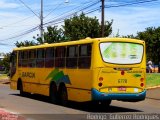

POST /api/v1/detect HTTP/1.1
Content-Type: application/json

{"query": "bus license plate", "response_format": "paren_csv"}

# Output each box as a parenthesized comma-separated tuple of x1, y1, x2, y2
(118, 87, 126, 91)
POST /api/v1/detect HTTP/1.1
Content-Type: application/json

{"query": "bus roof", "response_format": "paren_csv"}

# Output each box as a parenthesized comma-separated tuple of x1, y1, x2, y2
(13, 37, 144, 51)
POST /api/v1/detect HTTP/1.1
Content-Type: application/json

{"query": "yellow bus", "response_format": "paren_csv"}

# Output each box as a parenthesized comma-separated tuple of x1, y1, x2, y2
(10, 37, 146, 106)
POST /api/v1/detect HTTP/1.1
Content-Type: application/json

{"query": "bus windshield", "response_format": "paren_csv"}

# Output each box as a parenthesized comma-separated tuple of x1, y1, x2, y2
(100, 42, 144, 64)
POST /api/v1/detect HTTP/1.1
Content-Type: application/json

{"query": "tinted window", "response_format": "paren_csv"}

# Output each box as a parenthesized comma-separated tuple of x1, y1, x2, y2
(22, 51, 28, 67)
(45, 48, 54, 68)
(18, 51, 28, 67)
(78, 44, 91, 68)
(28, 50, 36, 67)
(18, 51, 22, 67)
(66, 46, 78, 68)
(55, 47, 66, 68)
(36, 49, 44, 67)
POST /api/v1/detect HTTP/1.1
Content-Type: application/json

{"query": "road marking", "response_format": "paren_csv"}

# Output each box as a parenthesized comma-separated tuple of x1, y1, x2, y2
(0, 109, 26, 120)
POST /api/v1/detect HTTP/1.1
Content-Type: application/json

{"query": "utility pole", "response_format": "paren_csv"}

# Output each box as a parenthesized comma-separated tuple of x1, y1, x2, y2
(101, 0, 105, 37)
(40, 0, 44, 43)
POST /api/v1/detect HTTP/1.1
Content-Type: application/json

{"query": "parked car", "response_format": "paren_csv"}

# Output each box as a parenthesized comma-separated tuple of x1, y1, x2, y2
(0, 66, 5, 71)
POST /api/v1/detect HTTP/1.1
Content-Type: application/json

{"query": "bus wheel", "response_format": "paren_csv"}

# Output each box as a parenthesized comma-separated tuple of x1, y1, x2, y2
(50, 83, 57, 104)
(59, 85, 68, 106)
(19, 82, 25, 96)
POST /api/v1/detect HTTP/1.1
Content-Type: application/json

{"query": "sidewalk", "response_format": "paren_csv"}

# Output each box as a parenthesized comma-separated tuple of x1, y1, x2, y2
(146, 87, 160, 100)
(0, 74, 10, 84)
(0, 78, 10, 84)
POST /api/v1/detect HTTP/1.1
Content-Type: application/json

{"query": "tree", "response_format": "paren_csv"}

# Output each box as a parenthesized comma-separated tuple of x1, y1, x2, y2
(63, 13, 113, 40)
(15, 40, 36, 47)
(0, 53, 10, 74)
(34, 26, 65, 44)
(137, 27, 160, 65)
(122, 34, 136, 39)
(15, 13, 113, 47)
(44, 26, 65, 43)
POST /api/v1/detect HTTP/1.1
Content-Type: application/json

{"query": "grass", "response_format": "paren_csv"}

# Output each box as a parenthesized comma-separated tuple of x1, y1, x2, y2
(0, 74, 8, 80)
(146, 73, 160, 88)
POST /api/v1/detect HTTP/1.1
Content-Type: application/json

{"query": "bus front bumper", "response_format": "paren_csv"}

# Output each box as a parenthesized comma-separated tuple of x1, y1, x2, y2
(92, 88, 146, 102)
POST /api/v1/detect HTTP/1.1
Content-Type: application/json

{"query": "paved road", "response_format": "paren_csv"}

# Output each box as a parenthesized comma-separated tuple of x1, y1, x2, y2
(0, 84, 160, 120)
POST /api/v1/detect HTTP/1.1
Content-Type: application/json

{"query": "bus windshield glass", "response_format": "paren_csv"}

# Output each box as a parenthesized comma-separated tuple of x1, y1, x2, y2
(100, 42, 143, 64)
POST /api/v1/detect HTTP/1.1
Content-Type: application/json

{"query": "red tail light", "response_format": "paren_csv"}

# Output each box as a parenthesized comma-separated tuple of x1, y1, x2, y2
(98, 83, 103, 87)
(99, 77, 103, 81)
(121, 70, 125, 75)
(140, 78, 144, 82)
(140, 83, 144, 87)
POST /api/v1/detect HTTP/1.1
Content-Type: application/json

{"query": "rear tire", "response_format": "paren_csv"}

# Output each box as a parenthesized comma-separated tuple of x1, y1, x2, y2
(59, 85, 68, 106)
(100, 100, 112, 107)
(90, 100, 111, 108)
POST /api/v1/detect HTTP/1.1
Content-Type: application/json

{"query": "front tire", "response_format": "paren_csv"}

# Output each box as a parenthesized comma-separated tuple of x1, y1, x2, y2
(19, 82, 25, 96)
(50, 83, 58, 104)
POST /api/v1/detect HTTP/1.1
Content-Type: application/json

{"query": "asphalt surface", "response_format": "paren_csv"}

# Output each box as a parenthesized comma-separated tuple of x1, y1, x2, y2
(146, 88, 160, 100)
(1, 83, 160, 120)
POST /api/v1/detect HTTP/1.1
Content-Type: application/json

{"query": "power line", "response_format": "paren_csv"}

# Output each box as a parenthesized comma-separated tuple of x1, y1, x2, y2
(44, 1, 64, 19)
(44, 0, 100, 23)
(0, 42, 14, 46)
(17, 0, 40, 18)
(105, 0, 159, 8)
(44, 0, 100, 26)
(0, 0, 100, 41)
(0, 26, 39, 41)
(0, 15, 35, 28)
(2, 0, 159, 42)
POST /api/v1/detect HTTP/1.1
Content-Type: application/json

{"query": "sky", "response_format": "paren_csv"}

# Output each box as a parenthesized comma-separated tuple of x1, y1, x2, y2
(0, 0, 160, 53)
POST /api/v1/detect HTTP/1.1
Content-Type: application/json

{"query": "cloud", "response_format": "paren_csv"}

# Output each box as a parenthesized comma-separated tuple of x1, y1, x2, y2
(0, 1, 20, 9)
(105, 3, 160, 36)
(0, 0, 160, 53)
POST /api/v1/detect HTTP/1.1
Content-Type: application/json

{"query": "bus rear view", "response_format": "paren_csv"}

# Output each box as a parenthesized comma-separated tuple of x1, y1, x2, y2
(92, 38, 146, 105)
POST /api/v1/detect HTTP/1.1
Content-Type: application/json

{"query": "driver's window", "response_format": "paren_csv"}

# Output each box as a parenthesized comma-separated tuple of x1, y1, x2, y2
(11, 52, 17, 67)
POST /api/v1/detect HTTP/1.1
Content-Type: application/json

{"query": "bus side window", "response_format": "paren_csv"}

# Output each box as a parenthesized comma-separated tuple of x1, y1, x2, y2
(18, 51, 22, 67)
(78, 44, 91, 69)
(11, 52, 17, 67)
(55, 46, 65, 68)
(45, 48, 55, 68)
(66, 46, 78, 68)
(28, 50, 36, 67)
(22, 51, 28, 67)
(36, 49, 44, 68)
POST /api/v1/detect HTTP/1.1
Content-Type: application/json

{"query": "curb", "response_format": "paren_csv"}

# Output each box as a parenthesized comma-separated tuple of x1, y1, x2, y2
(0, 78, 10, 85)
(147, 85, 160, 90)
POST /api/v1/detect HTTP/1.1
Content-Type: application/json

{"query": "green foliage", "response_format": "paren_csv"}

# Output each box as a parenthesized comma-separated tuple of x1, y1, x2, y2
(63, 13, 113, 40)
(123, 27, 160, 64)
(146, 73, 160, 88)
(15, 13, 113, 47)
(137, 27, 160, 64)
(15, 40, 36, 47)
(34, 26, 66, 44)
(122, 34, 136, 39)
(44, 26, 65, 43)
(0, 53, 10, 74)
